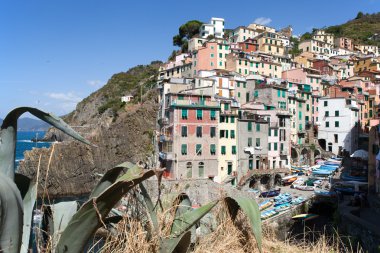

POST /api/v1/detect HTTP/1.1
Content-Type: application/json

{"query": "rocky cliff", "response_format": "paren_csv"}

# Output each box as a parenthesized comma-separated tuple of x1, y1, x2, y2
(19, 62, 161, 197)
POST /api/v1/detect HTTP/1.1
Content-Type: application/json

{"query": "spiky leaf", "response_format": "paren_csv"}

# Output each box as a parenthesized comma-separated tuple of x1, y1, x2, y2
(225, 196, 262, 252)
(55, 167, 155, 253)
(160, 231, 191, 253)
(89, 167, 124, 199)
(0, 173, 24, 253)
(170, 193, 192, 235)
(15, 175, 37, 253)
(139, 182, 159, 231)
(0, 107, 91, 179)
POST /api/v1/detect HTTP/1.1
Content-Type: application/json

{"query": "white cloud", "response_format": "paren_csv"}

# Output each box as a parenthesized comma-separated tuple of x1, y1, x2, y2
(44, 92, 83, 114)
(253, 17, 272, 26)
(87, 80, 103, 87)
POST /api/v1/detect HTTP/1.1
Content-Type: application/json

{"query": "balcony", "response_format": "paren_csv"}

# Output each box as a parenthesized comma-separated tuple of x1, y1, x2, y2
(170, 99, 220, 108)
(158, 117, 169, 125)
(159, 135, 172, 142)
(159, 152, 174, 160)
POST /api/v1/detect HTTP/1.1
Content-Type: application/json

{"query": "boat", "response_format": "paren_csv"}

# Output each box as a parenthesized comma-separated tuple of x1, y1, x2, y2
(274, 203, 291, 212)
(340, 172, 367, 182)
(261, 208, 279, 220)
(314, 189, 337, 197)
(291, 197, 305, 205)
(282, 175, 298, 185)
(294, 185, 314, 191)
(260, 188, 281, 198)
(312, 170, 333, 176)
(292, 213, 319, 221)
(292, 178, 305, 186)
(259, 199, 273, 211)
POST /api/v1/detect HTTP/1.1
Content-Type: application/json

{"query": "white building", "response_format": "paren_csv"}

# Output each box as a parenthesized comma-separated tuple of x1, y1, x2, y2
(317, 97, 359, 155)
(121, 95, 133, 103)
(200, 17, 225, 39)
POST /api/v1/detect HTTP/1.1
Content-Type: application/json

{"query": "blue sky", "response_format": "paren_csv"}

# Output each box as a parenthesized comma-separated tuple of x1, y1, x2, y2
(0, 0, 379, 118)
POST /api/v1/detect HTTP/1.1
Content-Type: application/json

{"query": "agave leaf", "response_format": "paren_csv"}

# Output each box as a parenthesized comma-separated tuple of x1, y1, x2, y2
(89, 166, 124, 199)
(170, 200, 218, 237)
(170, 193, 192, 235)
(14, 174, 37, 253)
(0, 107, 92, 179)
(55, 168, 155, 253)
(224, 196, 262, 252)
(0, 173, 24, 253)
(139, 182, 159, 231)
(160, 231, 191, 253)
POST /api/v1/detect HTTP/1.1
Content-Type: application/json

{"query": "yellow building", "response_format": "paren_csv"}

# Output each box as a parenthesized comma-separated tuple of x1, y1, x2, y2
(354, 56, 380, 74)
(217, 100, 239, 185)
(294, 52, 315, 68)
(256, 32, 285, 56)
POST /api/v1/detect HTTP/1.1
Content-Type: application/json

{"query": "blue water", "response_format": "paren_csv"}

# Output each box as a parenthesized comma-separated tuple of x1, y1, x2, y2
(16, 131, 52, 166)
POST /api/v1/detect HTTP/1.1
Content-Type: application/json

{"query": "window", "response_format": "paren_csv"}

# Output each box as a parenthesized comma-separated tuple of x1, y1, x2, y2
(325, 111, 329, 117)
(280, 143, 284, 151)
(232, 146, 236, 155)
(181, 144, 187, 155)
(220, 130, 225, 138)
(243, 83, 246, 88)
(196, 144, 202, 155)
(268, 143, 271, 151)
(210, 127, 216, 138)
(225, 116, 229, 123)
(219, 45, 222, 50)
(231, 117, 235, 123)
(181, 126, 187, 137)
(274, 143, 278, 151)
(210, 110, 216, 120)
(210, 144, 216, 155)
(248, 122, 252, 131)
(224, 103, 229, 110)
(198, 162, 204, 177)
(231, 130, 235, 139)
(334, 134, 338, 143)
(274, 129, 278, 136)
(335, 110, 339, 116)
(178, 94, 184, 100)
(181, 109, 188, 119)
(211, 53, 214, 58)
(248, 137, 252, 147)
(221, 146, 226, 155)
(196, 109, 202, 120)
(225, 130, 229, 138)
(219, 53, 222, 58)
(249, 159, 253, 170)
(254, 90, 258, 97)
(268, 128, 271, 136)
(256, 138, 260, 147)
(256, 124, 260, 132)
(282, 90, 285, 98)
(196, 126, 202, 137)
(335, 121, 339, 127)
(277, 90, 281, 97)
(325, 121, 329, 127)
(237, 82, 240, 87)
(324, 101, 328, 107)
(220, 115, 225, 122)
(238, 92, 241, 98)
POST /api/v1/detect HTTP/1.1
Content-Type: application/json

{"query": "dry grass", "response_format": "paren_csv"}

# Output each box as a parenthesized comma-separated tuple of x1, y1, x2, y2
(100, 198, 363, 253)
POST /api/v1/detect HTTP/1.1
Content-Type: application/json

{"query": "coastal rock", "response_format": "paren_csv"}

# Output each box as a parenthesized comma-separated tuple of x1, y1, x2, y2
(19, 89, 159, 198)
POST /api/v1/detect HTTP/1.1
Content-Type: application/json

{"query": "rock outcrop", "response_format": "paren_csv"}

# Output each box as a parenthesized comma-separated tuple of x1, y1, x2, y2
(18, 62, 161, 197)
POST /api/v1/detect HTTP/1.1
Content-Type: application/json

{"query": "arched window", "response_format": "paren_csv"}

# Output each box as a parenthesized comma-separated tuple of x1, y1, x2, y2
(198, 162, 204, 178)
(186, 162, 192, 178)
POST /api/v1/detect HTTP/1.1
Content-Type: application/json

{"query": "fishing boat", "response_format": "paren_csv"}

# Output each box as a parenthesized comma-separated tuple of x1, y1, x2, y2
(282, 175, 298, 185)
(340, 172, 367, 182)
(274, 203, 291, 212)
(259, 199, 273, 211)
(292, 213, 319, 221)
(260, 188, 281, 198)
(314, 189, 337, 197)
(261, 208, 279, 220)
(291, 197, 305, 205)
(312, 169, 333, 177)
(294, 185, 314, 191)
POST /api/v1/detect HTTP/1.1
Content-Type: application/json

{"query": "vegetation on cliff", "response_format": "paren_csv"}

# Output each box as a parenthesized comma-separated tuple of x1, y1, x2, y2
(172, 20, 203, 52)
(325, 12, 380, 46)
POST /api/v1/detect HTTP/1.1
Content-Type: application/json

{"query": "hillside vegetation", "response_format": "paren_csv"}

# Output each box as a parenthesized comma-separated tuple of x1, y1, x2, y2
(325, 12, 380, 46)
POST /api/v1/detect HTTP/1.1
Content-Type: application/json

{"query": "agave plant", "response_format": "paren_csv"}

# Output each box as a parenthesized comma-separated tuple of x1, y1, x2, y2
(0, 107, 263, 253)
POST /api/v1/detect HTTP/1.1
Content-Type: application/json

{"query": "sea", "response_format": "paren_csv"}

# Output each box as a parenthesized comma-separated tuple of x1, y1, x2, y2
(16, 131, 52, 167)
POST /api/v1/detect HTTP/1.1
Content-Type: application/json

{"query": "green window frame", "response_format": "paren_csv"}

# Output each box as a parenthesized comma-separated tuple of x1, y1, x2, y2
(274, 129, 278, 136)
(268, 143, 271, 151)
(210, 110, 216, 120)
(182, 109, 188, 119)
(256, 138, 260, 147)
(196, 109, 202, 120)
(181, 144, 187, 155)
(210, 127, 216, 138)
(325, 111, 329, 117)
(231, 117, 235, 123)
(277, 90, 281, 97)
(221, 146, 226, 155)
(298, 111, 302, 120)
(232, 146, 236, 155)
(256, 123, 260, 132)
(219, 53, 222, 58)
(224, 103, 229, 110)
(211, 53, 214, 58)
(268, 128, 271, 136)
(254, 90, 259, 97)
(282, 90, 285, 98)
(280, 143, 284, 151)
(326, 122, 329, 128)
(248, 137, 252, 147)
(243, 83, 246, 88)
(196, 126, 202, 137)
(335, 110, 339, 117)
(237, 82, 240, 87)
(324, 101, 328, 107)
(249, 159, 253, 170)
(178, 94, 184, 100)
(274, 143, 278, 151)
(196, 144, 202, 155)
(335, 121, 339, 127)
(181, 126, 187, 137)
(225, 130, 229, 138)
(231, 130, 235, 139)
(210, 144, 216, 155)
(248, 122, 252, 131)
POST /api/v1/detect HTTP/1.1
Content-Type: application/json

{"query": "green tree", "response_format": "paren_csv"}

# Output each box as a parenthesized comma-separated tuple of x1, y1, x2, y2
(356, 11, 364, 19)
(172, 20, 203, 52)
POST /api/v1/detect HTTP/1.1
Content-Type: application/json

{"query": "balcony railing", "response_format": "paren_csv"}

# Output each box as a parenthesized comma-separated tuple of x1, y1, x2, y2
(159, 135, 172, 142)
(170, 99, 220, 108)
(159, 152, 174, 160)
